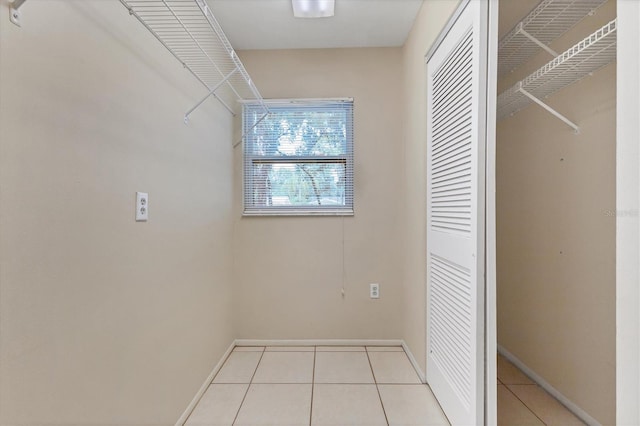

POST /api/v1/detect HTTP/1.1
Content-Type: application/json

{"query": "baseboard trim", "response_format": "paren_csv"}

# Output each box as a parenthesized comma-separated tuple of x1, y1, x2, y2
(401, 341, 426, 383)
(497, 344, 602, 426)
(235, 339, 426, 383)
(234, 338, 405, 347)
(174, 340, 236, 426)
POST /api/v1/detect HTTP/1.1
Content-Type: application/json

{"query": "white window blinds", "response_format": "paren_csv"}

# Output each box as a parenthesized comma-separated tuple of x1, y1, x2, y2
(243, 99, 354, 216)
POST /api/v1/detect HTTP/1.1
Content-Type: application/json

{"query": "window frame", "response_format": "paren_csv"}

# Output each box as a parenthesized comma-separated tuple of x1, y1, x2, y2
(242, 98, 354, 217)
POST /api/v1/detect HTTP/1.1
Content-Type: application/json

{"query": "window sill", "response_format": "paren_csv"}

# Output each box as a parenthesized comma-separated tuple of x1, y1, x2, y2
(242, 209, 354, 217)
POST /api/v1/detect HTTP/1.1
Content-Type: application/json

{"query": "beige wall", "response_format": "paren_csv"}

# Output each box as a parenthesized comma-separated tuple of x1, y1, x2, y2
(233, 48, 405, 340)
(0, 0, 617, 423)
(400, 0, 461, 374)
(496, 0, 616, 424)
(0, 1, 235, 424)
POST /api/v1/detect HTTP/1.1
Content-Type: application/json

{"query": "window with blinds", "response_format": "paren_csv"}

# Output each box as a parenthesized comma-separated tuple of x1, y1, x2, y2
(243, 99, 354, 216)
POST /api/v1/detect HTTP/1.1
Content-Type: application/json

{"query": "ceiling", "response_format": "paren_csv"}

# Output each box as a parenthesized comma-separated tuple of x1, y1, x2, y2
(207, 0, 425, 50)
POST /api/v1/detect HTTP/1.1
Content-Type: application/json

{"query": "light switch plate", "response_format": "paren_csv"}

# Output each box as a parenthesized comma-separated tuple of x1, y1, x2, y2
(136, 192, 148, 221)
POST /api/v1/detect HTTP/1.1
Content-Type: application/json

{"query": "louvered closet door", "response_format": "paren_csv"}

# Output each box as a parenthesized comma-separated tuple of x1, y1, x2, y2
(426, 1, 490, 425)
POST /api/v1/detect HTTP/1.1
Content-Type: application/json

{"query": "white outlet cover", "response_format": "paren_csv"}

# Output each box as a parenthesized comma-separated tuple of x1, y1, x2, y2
(370, 283, 380, 299)
(136, 192, 148, 221)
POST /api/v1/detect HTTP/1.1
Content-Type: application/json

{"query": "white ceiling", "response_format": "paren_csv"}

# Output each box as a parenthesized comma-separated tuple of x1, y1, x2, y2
(207, 0, 425, 50)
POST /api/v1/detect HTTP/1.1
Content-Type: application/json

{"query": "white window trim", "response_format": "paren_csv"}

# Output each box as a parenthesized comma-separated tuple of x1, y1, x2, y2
(242, 98, 354, 217)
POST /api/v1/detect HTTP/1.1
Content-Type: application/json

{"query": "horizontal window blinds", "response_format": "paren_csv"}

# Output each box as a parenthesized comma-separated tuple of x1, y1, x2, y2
(243, 100, 354, 216)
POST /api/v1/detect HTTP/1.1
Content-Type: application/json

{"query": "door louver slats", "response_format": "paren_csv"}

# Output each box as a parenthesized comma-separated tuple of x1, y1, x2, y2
(430, 29, 474, 235)
(429, 254, 473, 408)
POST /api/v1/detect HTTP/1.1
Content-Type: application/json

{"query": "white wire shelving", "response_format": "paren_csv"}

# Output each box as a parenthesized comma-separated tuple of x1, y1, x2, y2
(497, 19, 616, 132)
(498, 0, 607, 76)
(119, 0, 268, 124)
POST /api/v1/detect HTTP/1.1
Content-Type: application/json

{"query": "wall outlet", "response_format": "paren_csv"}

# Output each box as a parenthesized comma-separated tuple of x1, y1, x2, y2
(370, 283, 380, 299)
(136, 192, 148, 221)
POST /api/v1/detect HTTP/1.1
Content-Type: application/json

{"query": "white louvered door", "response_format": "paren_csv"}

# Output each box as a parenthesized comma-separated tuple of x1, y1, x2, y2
(426, 1, 491, 425)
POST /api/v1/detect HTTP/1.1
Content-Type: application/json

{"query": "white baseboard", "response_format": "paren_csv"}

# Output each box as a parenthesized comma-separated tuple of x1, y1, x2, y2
(174, 341, 236, 426)
(235, 339, 426, 383)
(401, 341, 426, 383)
(234, 338, 404, 347)
(497, 344, 601, 426)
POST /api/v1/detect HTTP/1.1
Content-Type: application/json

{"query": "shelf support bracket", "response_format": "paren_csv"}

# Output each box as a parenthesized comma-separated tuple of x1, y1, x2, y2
(184, 67, 238, 123)
(10, 0, 27, 27)
(518, 86, 579, 134)
(233, 110, 270, 149)
(517, 23, 558, 57)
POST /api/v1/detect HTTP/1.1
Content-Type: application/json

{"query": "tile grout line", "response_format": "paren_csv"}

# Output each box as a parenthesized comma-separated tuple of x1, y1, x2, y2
(309, 346, 317, 426)
(503, 382, 548, 425)
(365, 347, 390, 426)
(231, 346, 266, 426)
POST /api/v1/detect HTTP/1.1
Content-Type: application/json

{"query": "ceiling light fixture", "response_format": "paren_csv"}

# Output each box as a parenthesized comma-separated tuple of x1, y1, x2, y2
(292, 0, 335, 18)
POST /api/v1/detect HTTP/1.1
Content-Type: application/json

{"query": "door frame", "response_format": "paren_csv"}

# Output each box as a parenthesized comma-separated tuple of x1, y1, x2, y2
(424, 0, 499, 423)
(427, 0, 640, 424)
(616, 0, 640, 423)
(484, 0, 498, 424)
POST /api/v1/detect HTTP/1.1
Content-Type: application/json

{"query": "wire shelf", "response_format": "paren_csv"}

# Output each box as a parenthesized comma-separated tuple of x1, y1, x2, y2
(120, 0, 268, 122)
(498, 0, 607, 76)
(497, 19, 616, 122)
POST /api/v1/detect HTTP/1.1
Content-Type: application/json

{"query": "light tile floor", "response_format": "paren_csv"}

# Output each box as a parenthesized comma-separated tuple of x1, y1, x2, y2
(497, 354, 585, 425)
(186, 348, 585, 426)
(185, 346, 449, 426)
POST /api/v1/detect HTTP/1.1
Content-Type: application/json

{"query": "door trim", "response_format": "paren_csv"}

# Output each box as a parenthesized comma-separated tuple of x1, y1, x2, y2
(484, 1, 498, 425)
(425, 0, 471, 63)
(616, 0, 640, 423)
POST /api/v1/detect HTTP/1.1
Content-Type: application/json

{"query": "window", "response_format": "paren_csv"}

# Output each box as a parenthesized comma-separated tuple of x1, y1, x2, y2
(243, 99, 354, 216)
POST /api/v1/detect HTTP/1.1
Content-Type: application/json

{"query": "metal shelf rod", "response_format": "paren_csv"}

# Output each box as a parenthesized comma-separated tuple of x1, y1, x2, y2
(518, 86, 579, 133)
(194, 1, 252, 103)
(159, 0, 226, 83)
(119, 0, 234, 116)
(120, 0, 268, 129)
(517, 23, 558, 58)
(498, 0, 607, 76)
(185, 67, 238, 122)
(497, 19, 616, 127)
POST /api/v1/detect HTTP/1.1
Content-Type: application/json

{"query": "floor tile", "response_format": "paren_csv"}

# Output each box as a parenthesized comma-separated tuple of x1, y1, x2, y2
(234, 384, 311, 426)
(265, 346, 315, 352)
(252, 351, 314, 383)
(498, 354, 534, 385)
(233, 346, 265, 352)
(316, 346, 365, 352)
(212, 352, 262, 384)
(184, 384, 247, 426)
(314, 352, 374, 383)
(366, 346, 404, 352)
(507, 385, 584, 425)
(378, 384, 449, 426)
(311, 384, 387, 426)
(498, 385, 544, 425)
(368, 351, 421, 384)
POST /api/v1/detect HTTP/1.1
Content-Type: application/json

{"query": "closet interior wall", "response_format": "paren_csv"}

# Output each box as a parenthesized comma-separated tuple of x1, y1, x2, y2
(496, 0, 616, 425)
